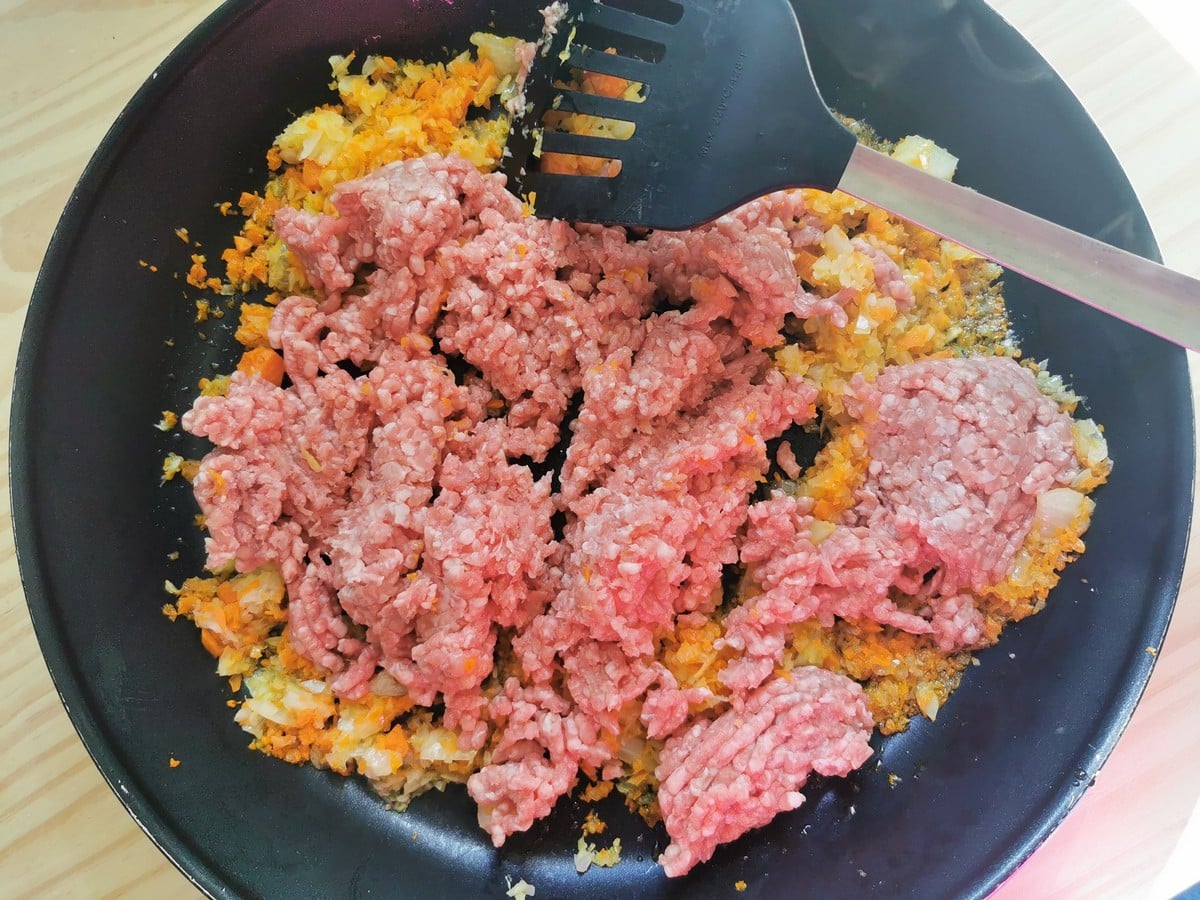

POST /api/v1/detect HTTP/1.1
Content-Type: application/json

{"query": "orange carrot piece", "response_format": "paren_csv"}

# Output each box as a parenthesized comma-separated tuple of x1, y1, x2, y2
(236, 346, 286, 386)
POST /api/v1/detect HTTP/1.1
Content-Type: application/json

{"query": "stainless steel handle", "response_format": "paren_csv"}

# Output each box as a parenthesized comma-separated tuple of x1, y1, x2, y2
(837, 142, 1200, 349)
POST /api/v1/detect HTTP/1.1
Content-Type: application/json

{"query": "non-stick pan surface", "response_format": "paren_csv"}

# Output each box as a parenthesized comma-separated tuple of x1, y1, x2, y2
(10, 1, 1193, 897)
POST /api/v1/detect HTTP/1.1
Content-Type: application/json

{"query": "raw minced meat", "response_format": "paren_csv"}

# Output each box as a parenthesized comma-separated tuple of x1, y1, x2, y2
(718, 355, 1081, 696)
(467, 677, 612, 846)
(656, 669, 874, 877)
(855, 355, 1081, 594)
(177, 78, 1107, 880)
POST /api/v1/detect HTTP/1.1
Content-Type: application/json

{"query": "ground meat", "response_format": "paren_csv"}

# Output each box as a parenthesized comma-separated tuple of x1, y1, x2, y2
(327, 342, 481, 630)
(185, 370, 295, 452)
(645, 197, 821, 348)
(272, 206, 353, 295)
(721, 497, 938, 698)
(437, 215, 660, 460)
(513, 355, 816, 688)
(287, 562, 350, 672)
(329, 638, 379, 698)
(505, 40, 538, 117)
(382, 422, 559, 748)
(561, 641, 660, 734)
(641, 668, 712, 741)
(775, 441, 802, 480)
(854, 356, 1081, 593)
(184, 367, 371, 590)
(851, 235, 914, 309)
(469, 751, 577, 847)
(480, 337, 817, 842)
(338, 154, 507, 277)
(467, 678, 610, 846)
(186, 151, 1089, 874)
(642, 192, 902, 336)
(720, 356, 1079, 697)
(655, 670, 874, 878)
(559, 311, 740, 502)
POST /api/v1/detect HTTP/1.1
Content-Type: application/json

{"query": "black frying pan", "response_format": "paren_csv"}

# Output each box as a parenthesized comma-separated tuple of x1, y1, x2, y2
(10, 1, 1193, 897)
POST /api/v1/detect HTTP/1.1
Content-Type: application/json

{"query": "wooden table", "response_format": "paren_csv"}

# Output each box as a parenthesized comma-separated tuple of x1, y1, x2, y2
(2, 1, 1198, 897)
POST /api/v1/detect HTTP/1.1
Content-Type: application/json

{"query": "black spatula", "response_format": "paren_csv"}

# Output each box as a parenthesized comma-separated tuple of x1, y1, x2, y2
(502, 0, 1200, 349)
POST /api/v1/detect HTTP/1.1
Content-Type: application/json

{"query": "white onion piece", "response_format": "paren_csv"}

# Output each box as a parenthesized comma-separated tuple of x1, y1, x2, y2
(367, 670, 407, 697)
(1033, 487, 1092, 536)
(1073, 418, 1109, 468)
(891, 135, 959, 180)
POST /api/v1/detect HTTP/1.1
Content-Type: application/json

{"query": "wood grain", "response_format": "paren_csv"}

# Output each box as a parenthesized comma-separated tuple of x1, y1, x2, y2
(1, 1, 1197, 897)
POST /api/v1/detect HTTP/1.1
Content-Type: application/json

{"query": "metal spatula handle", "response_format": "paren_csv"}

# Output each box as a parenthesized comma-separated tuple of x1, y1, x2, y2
(838, 143, 1200, 348)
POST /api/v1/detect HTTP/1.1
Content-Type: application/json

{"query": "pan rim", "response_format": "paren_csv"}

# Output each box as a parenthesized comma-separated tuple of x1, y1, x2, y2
(8, 2, 1194, 897)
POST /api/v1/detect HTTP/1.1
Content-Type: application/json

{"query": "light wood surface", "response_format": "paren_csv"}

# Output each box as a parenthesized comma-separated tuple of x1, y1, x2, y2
(2, 1, 1198, 897)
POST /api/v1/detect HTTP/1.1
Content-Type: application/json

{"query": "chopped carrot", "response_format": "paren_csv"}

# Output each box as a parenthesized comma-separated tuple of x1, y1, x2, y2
(186, 254, 209, 289)
(301, 158, 324, 190)
(234, 303, 275, 348)
(794, 248, 820, 281)
(378, 725, 411, 755)
(581, 51, 633, 98)
(579, 780, 614, 803)
(540, 152, 619, 178)
(237, 346, 286, 386)
(200, 629, 223, 657)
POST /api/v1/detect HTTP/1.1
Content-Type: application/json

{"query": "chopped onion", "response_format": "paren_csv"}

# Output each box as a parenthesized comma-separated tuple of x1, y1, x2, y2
(505, 878, 536, 900)
(914, 683, 940, 722)
(469, 32, 522, 77)
(574, 838, 596, 874)
(1072, 418, 1109, 468)
(368, 670, 407, 697)
(1033, 487, 1092, 536)
(891, 135, 959, 180)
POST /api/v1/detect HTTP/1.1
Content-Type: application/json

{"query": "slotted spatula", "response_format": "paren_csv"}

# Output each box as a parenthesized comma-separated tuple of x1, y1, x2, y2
(502, 0, 1200, 349)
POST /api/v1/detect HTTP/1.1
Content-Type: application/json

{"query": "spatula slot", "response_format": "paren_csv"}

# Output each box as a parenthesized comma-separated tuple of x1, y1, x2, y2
(565, 45, 658, 85)
(538, 129, 631, 163)
(537, 153, 624, 179)
(543, 110, 637, 142)
(549, 89, 644, 122)
(555, 66, 648, 105)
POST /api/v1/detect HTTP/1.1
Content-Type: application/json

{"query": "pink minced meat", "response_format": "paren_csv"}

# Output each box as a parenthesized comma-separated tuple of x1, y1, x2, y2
(377, 421, 558, 747)
(719, 356, 1081, 699)
(184, 151, 1081, 870)
(852, 235, 915, 309)
(646, 196, 834, 346)
(721, 497, 943, 697)
(467, 678, 611, 847)
(655, 669, 874, 878)
(512, 337, 816, 689)
(855, 356, 1080, 592)
(186, 368, 371, 585)
(323, 339, 478, 636)
(641, 667, 712, 741)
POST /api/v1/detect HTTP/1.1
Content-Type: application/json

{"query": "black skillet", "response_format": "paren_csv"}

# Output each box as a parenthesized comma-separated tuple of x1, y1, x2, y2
(10, 1, 1193, 897)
